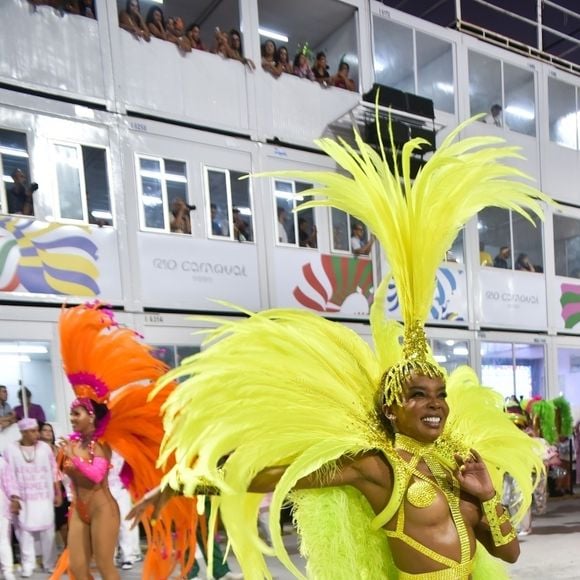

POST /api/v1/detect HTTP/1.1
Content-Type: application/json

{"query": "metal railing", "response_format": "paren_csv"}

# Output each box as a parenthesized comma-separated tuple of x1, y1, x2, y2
(454, 0, 580, 76)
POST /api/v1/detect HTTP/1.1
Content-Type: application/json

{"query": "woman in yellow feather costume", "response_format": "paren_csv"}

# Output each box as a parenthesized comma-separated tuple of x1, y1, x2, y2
(142, 117, 551, 579)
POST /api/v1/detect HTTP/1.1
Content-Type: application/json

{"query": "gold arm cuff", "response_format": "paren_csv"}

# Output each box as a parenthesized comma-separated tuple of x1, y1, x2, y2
(481, 494, 517, 547)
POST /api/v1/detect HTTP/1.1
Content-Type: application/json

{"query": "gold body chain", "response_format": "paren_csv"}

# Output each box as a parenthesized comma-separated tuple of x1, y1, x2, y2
(384, 434, 473, 579)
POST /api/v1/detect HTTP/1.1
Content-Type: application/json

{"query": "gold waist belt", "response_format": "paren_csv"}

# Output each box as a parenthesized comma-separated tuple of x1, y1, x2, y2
(397, 559, 473, 579)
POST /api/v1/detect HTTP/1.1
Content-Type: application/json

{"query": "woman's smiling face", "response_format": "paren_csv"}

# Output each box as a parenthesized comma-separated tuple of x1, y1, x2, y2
(387, 374, 449, 443)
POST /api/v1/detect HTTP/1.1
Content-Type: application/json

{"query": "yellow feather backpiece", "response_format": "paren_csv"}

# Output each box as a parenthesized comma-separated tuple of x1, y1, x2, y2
(157, 119, 552, 579)
(157, 310, 543, 579)
(156, 307, 388, 579)
(442, 366, 545, 525)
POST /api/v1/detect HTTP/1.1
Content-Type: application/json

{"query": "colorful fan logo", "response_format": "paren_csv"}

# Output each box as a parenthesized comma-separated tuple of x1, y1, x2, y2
(560, 283, 580, 329)
(387, 266, 464, 321)
(0, 217, 100, 296)
(292, 254, 373, 315)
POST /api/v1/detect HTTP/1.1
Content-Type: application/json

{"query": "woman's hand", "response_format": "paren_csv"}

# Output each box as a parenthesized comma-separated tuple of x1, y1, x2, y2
(126, 486, 172, 529)
(454, 449, 495, 501)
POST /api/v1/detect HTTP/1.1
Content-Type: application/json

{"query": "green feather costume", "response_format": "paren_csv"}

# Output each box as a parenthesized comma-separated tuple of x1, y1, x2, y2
(156, 117, 549, 579)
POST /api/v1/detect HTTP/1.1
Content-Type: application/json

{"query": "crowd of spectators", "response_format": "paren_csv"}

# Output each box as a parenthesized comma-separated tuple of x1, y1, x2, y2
(25, 0, 357, 91)
(27, 0, 96, 18)
(118, 1, 256, 69)
(116, 1, 355, 90)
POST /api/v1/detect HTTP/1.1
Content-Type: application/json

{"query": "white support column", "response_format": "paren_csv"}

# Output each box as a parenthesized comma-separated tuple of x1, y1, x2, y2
(537, 0, 543, 52)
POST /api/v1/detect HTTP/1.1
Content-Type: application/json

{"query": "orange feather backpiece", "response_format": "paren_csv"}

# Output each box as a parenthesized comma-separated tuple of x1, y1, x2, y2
(53, 302, 197, 579)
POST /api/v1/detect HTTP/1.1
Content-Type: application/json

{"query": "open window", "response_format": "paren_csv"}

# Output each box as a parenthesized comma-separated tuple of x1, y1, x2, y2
(274, 179, 316, 248)
(554, 214, 580, 278)
(206, 167, 253, 242)
(0, 340, 57, 422)
(331, 208, 373, 257)
(478, 207, 543, 273)
(51, 142, 112, 226)
(258, 0, 359, 89)
(0, 129, 31, 216)
(468, 51, 536, 137)
(138, 155, 190, 234)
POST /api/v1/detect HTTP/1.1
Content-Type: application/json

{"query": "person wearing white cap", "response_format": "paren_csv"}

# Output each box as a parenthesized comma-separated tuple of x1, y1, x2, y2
(3, 418, 62, 577)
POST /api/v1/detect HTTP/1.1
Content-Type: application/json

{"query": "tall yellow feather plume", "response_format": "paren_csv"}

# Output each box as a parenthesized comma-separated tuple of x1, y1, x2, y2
(266, 117, 551, 329)
(258, 116, 554, 403)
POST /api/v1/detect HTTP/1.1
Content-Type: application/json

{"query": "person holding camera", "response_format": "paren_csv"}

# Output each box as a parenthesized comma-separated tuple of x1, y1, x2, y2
(7, 169, 37, 217)
(169, 197, 194, 234)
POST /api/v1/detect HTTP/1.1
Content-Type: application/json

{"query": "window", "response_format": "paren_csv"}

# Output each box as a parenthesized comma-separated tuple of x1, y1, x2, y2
(557, 347, 580, 414)
(0, 129, 31, 215)
(416, 32, 454, 114)
(206, 168, 253, 242)
(258, 0, 359, 88)
(478, 207, 543, 273)
(481, 341, 545, 399)
(553, 215, 580, 278)
(432, 339, 469, 374)
(274, 180, 315, 248)
(373, 19, 414, 93)
(152, 344, 200, 378)
(331, 209, 373, 256)
(0, 341, 57, 422)
(138, 156, 189, 234)
(504, 63, 536, 137)
(446, 230, 465, 264)
(468, 51, 536, 137)
(52, 143, 112, 225)
(468, 52, 502, 126)
(373, 18, 455, 113)
(548, 77, 579, 150)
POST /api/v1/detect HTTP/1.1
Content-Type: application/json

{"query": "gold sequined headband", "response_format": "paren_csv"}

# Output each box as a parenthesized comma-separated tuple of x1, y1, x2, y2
(380, 320, 445, 407)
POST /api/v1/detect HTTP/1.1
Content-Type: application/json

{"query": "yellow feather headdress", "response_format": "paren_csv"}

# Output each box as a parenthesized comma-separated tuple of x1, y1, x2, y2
(260, 116, 553, 406)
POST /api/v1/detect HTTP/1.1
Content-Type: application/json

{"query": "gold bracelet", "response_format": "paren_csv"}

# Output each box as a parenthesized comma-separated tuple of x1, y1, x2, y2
(481, 494, 516, 546)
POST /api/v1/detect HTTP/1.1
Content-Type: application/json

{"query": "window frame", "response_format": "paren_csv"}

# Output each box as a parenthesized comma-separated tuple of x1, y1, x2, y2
(51, 140, 90, 224)
(330, 208, 354, 255)
(0, 127, 32, 216)
(468, 50, 537, 137)
(272, 178, 315, 249)
(479, 339, 546, 400)
(137, 153, 189, 235)
(49, 139, 113, 226)
(371, 15, 456, 114)
(204, 165, 254, 243)
(547, 75, 580, 150)
(478, 207, 545, 273)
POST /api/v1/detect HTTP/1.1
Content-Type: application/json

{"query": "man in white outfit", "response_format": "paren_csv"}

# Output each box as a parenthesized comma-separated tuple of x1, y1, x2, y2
(4, 418, 61, 577)
(0, 456, 16, 580)
(109, 452, 141, 570)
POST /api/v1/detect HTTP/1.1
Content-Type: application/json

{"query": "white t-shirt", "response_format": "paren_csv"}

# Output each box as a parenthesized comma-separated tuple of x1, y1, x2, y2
(4, 441, 56, 531)
(278, 221, 289, 244)
(351, 236, 362, 251)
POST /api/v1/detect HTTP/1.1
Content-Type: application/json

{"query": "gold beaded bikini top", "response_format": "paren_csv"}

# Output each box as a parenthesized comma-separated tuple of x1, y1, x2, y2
(382, 434, 474, 579)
